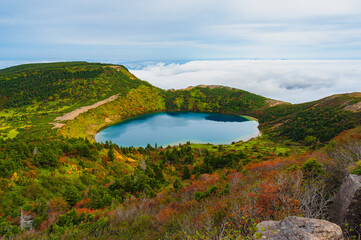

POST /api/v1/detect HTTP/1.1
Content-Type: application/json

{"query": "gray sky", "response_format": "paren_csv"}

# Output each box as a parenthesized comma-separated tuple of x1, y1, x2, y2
(1, 0, 361, 61)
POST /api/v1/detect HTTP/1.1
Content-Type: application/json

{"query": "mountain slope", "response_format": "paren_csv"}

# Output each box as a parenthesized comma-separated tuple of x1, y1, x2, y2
(1, 61, 360, 144)
(258, 93, 361, 142)
(0, 62, 277, 140)
(164, 85, 270, 114)
(0, 62, 150, 139)
(0, 62, 149, 109)
(58, 85, 273, 140)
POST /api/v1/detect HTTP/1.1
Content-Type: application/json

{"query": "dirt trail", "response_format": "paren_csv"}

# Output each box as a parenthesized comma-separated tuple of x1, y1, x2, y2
(50, 94, 119, 129)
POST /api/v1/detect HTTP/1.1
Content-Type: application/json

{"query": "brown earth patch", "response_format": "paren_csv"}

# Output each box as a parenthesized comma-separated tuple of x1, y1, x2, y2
(266, 99, 289, 107)
(344, 101, 361, 112)
(168, 85, 234, 92)
(50, 94, 119, 129)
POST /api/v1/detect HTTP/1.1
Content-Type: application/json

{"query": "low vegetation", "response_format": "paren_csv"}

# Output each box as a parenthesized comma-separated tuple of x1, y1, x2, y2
(0, 62, 360, 239)
(0, 62, 149, 139)
(258, 94, 361, 142)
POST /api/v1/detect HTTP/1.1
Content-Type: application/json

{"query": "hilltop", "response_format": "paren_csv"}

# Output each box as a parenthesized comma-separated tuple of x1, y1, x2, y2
(0, 62, 360, 239)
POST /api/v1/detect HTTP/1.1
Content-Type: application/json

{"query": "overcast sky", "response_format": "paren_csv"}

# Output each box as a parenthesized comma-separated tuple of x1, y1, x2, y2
(1, 0, 360, 102)
(1, 0, 361, 61)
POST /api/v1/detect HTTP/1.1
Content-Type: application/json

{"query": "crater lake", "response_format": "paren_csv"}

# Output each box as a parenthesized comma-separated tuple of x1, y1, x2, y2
(95, 112, 260, 147)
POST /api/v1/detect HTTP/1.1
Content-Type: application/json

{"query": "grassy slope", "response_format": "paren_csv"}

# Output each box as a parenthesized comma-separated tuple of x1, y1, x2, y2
(0, 62, 150, 139)
(59, 85, 166, 139)
(59, 82, 361, 146)
(163, 86, 268, 114)
(257, 93, 361, 142)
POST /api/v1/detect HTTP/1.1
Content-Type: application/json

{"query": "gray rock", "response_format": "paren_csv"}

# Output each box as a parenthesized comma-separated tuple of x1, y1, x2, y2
(256, 216, 344, 240)
(332, 174, 361, 232)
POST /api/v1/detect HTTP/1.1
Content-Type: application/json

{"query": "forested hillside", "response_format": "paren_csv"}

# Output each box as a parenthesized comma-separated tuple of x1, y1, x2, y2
(257, 93, 361, 143)
(164, 86, 267, 114)
(0, 62, 360, 239)
(0, 62, 151, 109)
(0, 62, 150, 139)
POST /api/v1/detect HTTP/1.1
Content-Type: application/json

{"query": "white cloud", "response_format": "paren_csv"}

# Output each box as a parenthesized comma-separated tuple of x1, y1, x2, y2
(205, 23, 361, 47)
(227, 0, 361, 20)
(1, 0, 361, 60)
(130, 60, 361, 103)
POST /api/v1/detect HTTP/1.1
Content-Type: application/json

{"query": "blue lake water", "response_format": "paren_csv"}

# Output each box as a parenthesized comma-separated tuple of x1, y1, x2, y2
(95, 112, 260, 147)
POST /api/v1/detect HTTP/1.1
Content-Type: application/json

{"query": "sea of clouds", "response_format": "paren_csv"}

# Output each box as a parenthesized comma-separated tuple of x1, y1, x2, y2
(130, 60, 361, 104)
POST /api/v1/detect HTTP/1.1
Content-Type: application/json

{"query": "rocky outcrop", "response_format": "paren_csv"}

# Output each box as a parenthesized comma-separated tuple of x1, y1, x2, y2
(332, 174, 361, 231)
(256, 216, 343, 240)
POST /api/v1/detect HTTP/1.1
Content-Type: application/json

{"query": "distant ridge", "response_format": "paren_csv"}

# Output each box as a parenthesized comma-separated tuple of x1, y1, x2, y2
(0, 61, 111, 75)
(168, 84, 290, 107)
(168, 85, 235, 91)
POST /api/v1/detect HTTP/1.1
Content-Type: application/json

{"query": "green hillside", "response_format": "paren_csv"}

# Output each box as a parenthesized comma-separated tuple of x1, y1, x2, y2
(0, 62, 360, 239)
(0, 62, 150, 139)
(164, 86, 267, 114)
(59, 85, 269, 140)
(0, 62, 272, 140)
(258, 93, 361, 143)
(0, 62, 150, 109)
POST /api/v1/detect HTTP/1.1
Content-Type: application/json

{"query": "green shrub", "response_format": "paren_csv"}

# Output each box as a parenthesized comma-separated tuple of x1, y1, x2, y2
(173, 178, 183, 192)
(195, 186, 218, 201)
(302, 159, 325, 178)
(182, 166, 191, 180)
(351, 166, 361, 175)
(304, 136, 317, 146)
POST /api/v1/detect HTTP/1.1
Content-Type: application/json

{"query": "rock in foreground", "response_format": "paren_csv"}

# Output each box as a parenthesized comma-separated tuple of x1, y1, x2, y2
(332, 174, 361, 232)
(256, 216, 343, 240)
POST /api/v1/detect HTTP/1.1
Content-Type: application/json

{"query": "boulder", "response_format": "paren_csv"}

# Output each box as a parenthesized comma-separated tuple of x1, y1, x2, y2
(332, 174, 361, 232)
(256, 216, 343, 240)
